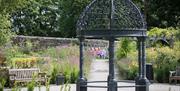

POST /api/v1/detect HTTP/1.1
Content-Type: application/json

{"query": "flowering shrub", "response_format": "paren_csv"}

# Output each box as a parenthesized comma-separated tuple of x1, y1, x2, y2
(116, 38, 137, 60)
(88, 47, 107, 59)
(3, 43, 92, 84)
(38, 46, 92, 84)
(153, 47, 180, 83)
(116, 27, 180, 83)
(147, 27, 178, 38)
(127, 60, 138, 80)
(11, 57, 39, 68)
(117, 45, 180, 82)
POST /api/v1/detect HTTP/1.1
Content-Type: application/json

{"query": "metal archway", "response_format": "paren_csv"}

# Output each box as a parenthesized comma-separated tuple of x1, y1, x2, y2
(76, 0, 150, 91)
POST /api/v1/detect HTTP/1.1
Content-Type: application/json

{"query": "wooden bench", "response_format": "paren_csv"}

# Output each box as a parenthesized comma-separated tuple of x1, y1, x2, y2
(169, 67, 180, 84)
(9, 68, 47, 86)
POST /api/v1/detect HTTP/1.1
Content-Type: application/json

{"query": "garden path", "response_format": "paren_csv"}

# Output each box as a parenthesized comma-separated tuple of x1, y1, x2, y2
(87, 59, 180, 91)
(4, 59, 180, 91)
(87, 59, 136, 91)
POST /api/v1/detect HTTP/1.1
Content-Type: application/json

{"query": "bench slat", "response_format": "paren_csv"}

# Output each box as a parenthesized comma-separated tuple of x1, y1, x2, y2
(9, 68, 46, 86)
(169, 66, 180, 84)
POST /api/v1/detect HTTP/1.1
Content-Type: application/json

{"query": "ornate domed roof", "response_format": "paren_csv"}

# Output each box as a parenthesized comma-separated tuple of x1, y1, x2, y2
(76, 0, 146, 38)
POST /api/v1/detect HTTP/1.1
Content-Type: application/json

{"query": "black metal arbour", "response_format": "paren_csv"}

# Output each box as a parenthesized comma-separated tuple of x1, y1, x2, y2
(76, 0, 150, 91)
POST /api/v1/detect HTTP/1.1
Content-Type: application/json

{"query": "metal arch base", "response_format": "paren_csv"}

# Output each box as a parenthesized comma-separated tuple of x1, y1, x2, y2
(135, 77, 150, 91)
(76, 78, 87, 91)
(107, 76, 118, 91)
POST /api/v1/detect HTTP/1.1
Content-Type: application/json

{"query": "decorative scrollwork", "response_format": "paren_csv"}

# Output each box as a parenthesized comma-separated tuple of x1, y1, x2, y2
(77, 0, 146, 37)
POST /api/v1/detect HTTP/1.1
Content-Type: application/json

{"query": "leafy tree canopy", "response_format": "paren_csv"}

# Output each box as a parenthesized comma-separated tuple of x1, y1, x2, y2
(11, 0, 60, 36)
(7, 0, 180, 37)
(0, 0, 30, 46)
(146, 0, 180, 28)
(11, 0, 90, 37)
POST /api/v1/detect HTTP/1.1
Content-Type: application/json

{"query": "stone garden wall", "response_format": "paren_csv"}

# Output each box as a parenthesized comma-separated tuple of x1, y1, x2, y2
(12, 35, 109, 49)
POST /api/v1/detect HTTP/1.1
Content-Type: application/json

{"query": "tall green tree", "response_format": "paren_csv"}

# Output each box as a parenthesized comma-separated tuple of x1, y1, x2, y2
(0, 0, 30, 46)
(11, 0, 60, 37)
(11, 0, 180, 37)
(11, 0, 91, 37)
(133, 0, 180, 28)
(146, 0, 180, 28)
(58, 0, 90, 37)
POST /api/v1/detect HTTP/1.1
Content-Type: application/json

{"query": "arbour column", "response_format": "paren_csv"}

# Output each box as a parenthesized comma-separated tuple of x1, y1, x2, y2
(76, 38, 87, 91)
(80, 38, 84, 79)
(138, 37, 142, 78)
(135, 37, 150, 91)
(108, 37, 117, 91)
(142, 37, 146, 79)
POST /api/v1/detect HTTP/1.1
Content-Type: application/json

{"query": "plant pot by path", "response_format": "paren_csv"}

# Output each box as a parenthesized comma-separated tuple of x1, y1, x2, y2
(55, 75, 64, 85)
